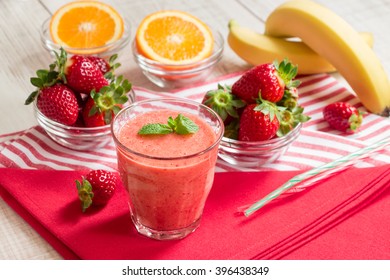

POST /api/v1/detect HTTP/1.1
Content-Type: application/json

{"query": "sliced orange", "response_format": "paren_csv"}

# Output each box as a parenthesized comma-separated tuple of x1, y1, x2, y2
(50, 1, 124, 52)
(136, 10, 214, 65)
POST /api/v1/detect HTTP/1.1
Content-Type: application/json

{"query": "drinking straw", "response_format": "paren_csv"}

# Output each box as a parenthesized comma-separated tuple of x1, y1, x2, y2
(242, 137, 390, 217)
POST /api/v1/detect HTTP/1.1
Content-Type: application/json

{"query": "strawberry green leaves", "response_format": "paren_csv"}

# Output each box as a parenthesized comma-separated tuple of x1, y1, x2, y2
(274, 58, 301, 89)
(76, 179, 94, 213)
(138, 114, 199, 135)
(202, 84, 246, 121)
(25, 49, 68, 105)
(88, 75, 132, 125)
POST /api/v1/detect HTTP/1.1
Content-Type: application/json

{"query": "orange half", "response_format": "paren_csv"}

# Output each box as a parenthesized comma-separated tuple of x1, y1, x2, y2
(136, 10, 214, 65)
(50, 1, 124, 52)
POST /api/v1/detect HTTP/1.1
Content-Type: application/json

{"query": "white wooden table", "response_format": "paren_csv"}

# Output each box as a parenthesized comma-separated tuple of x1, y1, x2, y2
(0, 0, 389, 259)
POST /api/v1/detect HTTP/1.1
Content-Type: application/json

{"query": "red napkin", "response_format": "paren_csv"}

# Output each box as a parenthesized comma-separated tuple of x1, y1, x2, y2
(0, 166, 389, 260)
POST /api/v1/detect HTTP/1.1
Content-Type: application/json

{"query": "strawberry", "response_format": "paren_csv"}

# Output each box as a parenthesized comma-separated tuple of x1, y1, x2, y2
(88, 56, 111, 74)
(323, 102, 363, 133)
(238, 103, 280, 141)
(83, 96, 122, 127)
(76, 170, 118, 212)
(25, 64, 79, 125)
(36, 84, 79, 125)
(201, 84, 246, 125)
(82, 97, 106, 127)
(82, 75, 132, 127)
(232, 59, 300, 104)
(88, 54, 121, 80)
(65, 54, 109, 94)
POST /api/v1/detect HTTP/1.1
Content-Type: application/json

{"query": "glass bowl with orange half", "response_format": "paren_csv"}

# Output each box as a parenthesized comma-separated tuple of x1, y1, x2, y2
(41, 1, 131, 58)
(132, 10, 224, 89)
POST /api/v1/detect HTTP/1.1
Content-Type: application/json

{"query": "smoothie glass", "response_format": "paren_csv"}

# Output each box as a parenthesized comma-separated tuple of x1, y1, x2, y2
(111, 98, 224, 240)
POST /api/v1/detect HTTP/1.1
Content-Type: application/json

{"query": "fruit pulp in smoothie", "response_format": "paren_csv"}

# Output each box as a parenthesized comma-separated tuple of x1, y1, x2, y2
(117, 109, 218, 232)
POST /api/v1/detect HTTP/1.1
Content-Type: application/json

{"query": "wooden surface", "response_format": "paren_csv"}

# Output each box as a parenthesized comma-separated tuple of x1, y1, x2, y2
(0, 0, 389, 259)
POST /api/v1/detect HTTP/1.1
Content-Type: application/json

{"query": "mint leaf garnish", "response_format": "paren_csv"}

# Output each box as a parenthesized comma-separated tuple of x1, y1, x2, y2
(138, 123, 173, 135)
(167, 116, 176, 130)
(174, 114, 199, 134)
(138, 114, 199, 135)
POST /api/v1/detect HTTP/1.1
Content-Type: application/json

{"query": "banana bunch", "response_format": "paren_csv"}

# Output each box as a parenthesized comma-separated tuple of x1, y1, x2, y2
(228, 0, 390, 114)
(228, 20, 373, 75)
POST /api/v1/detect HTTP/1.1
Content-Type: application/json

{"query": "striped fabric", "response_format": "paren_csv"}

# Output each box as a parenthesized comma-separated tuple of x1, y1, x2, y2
(1, 73, 389, 172)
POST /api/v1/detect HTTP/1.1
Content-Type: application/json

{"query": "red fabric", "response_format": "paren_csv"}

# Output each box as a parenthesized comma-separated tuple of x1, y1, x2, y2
(0, 166, 389, 260)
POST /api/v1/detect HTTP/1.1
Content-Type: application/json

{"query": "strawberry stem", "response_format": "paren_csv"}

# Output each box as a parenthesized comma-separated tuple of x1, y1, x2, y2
(274, 59, 301, 89)
(76, 178, 94, 212)
(104, 54, 121, 81)
(348, 111, 363, 131)
(25, 48, 69, 105)
(88, 75, 132, 125)
(254, 94, 283, 122)
(204, 84, 246, 121)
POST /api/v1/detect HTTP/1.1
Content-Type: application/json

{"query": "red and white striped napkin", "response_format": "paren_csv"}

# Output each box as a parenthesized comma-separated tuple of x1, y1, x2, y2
(1, 73, 389, 172)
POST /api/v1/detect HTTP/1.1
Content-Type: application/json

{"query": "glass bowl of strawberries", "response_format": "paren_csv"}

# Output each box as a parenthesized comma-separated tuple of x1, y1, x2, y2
(27, 48, 135, 151)
(33, 90, 136, 151)
(203, 60, 310, 168)
(218, 123, 302, 167)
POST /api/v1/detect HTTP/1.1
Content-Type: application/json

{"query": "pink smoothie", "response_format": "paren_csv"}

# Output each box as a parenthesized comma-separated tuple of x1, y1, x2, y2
(117, 109, 219, 231)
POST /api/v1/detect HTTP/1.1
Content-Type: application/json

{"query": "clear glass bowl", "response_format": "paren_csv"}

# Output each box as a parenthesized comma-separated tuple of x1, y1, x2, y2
(218, 123, 302, 168)
(132, 30, 224, 89)
(34, 90, 136, 151)
(40, 17, 131, 58)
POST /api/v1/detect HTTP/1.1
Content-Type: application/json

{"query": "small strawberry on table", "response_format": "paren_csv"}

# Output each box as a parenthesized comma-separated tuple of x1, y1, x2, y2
(76, 170, 118, 212)
(323, 102, 363, 133)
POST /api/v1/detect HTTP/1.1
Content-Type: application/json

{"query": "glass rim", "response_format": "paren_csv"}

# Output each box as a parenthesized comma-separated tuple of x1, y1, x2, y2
(111, 97, 224, 161)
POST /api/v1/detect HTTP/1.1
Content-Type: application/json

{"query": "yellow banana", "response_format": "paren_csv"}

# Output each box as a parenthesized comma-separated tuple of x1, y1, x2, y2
(264, 0, 390, 115)
(228, 19, 373, 75)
